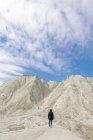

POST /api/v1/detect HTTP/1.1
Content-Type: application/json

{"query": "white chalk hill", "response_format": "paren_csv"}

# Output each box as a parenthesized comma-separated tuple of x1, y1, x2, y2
(44, 75, 93, 117)
(42, 75, 93, 140)
(0, 76, 50, 114)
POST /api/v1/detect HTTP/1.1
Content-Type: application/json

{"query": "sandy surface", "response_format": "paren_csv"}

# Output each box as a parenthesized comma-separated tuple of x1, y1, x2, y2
(0, 125, 83, 140)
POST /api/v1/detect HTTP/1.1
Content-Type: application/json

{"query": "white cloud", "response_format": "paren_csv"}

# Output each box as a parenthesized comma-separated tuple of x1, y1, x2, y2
(0, 0, 93, 82)
(0, 0, 92, 44)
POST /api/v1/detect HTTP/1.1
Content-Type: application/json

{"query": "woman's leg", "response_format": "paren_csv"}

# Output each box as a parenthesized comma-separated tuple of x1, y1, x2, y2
(51, 120, 52, 127)
(49, 119, 50, 127)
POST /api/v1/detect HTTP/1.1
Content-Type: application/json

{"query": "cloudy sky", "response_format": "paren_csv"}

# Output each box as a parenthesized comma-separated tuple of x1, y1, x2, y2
(0, 0, 93, 84)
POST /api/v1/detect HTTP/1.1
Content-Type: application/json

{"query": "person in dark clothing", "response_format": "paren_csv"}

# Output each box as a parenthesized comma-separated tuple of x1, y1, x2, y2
(48, 109, 54, 127)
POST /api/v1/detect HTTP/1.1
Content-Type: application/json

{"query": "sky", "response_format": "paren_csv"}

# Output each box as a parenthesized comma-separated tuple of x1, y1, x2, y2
(0, 0, 93, 84)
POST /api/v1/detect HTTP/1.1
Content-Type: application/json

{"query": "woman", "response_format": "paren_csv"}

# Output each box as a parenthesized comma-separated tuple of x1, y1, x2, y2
(48, 109, 54, 127)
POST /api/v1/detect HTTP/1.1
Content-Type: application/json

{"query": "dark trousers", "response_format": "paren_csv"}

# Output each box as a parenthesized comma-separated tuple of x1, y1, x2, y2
(49, 119, 52, 127)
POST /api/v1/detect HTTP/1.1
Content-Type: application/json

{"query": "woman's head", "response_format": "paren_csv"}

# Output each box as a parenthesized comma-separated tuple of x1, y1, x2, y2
(50, 109, 52, 112)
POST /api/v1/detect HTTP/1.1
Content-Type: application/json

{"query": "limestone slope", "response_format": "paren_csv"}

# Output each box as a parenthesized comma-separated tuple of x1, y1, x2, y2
(42, 75, 93, 140)
(0, 76, 50, 114)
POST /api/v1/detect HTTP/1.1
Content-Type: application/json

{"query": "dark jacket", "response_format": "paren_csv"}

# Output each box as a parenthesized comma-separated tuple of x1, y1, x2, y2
(48, 111, 54, 120)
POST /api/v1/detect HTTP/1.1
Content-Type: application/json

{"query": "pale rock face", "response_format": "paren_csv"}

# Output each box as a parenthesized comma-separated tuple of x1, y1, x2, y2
(0, 76, 50, 114)
(48, 81, 59, 91)
(43, 75, 93, 119)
